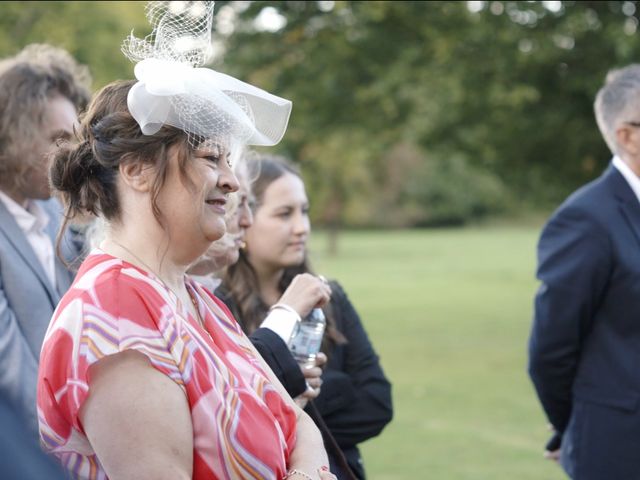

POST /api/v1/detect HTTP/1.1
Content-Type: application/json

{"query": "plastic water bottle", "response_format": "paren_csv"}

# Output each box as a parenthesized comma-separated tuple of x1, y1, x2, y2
(289, 308, 326, 367)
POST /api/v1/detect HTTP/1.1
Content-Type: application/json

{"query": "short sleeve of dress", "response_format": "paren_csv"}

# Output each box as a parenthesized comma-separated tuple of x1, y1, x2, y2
(38, 264, 184, 441)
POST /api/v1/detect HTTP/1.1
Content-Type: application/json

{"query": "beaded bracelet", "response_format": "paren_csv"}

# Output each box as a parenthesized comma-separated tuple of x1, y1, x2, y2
(283, 469, 314, 480)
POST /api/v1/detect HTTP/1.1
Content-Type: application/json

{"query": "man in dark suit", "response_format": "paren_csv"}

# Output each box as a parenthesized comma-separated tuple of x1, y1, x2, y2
(0, 45, 89, 438)
(529, 64, 640, 479)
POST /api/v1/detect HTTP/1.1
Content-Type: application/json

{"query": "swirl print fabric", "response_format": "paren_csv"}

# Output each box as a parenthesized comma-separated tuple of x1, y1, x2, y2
(37, 250, 296, 480)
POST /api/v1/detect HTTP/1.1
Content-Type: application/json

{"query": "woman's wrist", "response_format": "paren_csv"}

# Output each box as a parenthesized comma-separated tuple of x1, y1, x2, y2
(269, 302, 301, 319)
(283, 469, 314, 480)
(261, 303, 301, 343)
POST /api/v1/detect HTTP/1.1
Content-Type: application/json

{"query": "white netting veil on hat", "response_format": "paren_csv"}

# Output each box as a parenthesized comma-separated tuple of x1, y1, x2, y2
(122, 1, 292, 149)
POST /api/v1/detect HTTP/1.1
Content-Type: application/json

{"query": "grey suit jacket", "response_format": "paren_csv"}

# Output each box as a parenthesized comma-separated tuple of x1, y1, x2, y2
(0, 197, 80, 438)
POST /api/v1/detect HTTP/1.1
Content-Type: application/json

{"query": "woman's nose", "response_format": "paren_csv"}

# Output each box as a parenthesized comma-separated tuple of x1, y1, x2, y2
(238, 204, 253, 228)
(293, 212, 310, 235)
(218, 163, 239, 193)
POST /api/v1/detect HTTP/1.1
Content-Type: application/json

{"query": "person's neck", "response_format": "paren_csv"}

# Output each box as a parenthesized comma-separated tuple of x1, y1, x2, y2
(102, 226, 187, 294)
(252, 262, 284, 306)
(0, 186, 28, 208)
(620, 154, 640, 178)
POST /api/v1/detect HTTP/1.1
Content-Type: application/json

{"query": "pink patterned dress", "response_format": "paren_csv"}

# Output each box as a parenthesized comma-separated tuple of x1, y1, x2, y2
(37, 250, 296, 480)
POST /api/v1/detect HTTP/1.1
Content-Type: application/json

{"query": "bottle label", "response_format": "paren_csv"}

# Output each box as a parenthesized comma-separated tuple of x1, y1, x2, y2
(289, 323, 323, 363)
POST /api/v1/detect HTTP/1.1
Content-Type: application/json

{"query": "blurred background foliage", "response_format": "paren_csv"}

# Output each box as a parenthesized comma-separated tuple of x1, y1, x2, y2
(1, 1, 640, 228)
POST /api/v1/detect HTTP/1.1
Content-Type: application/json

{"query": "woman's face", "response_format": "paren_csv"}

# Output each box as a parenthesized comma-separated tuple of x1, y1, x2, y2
(157, 142, 239, 263)
(186, 165, 253, 275)
(223, 168, 254, 264)
(244, 172, 310, 273)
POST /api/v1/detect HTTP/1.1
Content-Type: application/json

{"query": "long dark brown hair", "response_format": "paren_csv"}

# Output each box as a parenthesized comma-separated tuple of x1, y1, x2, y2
(221, 155, 346, 352)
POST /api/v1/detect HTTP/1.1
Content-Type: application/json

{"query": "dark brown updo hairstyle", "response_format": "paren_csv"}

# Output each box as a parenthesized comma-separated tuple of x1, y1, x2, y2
(51, 79, 197, 252)
(221, 154, 347, 353)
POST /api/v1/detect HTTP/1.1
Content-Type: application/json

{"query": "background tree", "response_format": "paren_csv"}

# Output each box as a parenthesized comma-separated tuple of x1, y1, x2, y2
(0, 2, 148, 87)
(214, 1, 640, 228)
(2, 1, 640, 233)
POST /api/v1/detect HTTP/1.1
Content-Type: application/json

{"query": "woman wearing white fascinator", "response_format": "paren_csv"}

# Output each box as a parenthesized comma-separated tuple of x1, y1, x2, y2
(37, 2, 336, 479)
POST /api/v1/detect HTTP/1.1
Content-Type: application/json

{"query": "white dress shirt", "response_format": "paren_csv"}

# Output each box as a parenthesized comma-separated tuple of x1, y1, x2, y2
(260, 306, 300, 344)
(0, 190, 56, 289)
(613, 155, 640, 205)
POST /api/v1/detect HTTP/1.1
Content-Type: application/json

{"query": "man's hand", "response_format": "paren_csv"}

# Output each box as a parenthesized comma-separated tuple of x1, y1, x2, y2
(544, 424, 561, 464)
(544, 449, 561, 463)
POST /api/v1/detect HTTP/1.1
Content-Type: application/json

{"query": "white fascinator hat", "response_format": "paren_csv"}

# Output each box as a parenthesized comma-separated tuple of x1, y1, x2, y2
(122, 1, 292, 148)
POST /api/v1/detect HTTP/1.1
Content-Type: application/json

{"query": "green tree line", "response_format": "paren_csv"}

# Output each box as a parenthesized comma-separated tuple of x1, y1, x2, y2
(1, 1, 639, 227)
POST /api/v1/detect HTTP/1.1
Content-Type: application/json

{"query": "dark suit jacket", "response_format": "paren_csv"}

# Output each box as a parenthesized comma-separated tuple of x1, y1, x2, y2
(217, 281, 393, 480)
(0, 197, 80, 438)
(529, 164, 640, 479)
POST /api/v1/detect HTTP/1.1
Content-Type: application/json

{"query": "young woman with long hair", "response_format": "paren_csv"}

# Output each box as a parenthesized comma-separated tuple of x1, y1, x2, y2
(218, 155, 393, 479)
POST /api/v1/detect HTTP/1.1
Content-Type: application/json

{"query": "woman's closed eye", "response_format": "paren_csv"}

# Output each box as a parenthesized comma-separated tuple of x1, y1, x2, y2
(201, 151, 232, 168)
(204, 155, 221, 166)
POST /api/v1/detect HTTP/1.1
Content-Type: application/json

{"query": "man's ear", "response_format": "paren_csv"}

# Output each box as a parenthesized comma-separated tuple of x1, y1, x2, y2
(119, 160, 154, 193)
(616, 125, 640, 156)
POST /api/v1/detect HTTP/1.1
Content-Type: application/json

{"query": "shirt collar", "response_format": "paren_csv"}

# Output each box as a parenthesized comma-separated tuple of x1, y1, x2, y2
(0, 190, 49, 234)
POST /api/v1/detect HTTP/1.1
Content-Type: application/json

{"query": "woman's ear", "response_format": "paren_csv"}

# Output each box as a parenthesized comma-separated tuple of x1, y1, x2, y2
(119, 160, 154, 193)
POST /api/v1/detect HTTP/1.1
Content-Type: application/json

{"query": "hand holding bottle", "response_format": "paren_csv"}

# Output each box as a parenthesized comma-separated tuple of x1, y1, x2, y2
(294, 352, 327, 408)
(278, 273, 331, 319)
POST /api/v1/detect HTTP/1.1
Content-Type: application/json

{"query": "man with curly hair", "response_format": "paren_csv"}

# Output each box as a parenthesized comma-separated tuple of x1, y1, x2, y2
(0, 44, 90, 438)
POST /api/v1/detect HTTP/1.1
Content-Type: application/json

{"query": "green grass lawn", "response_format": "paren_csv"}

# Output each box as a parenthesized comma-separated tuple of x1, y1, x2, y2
(309, 226, 566, 480)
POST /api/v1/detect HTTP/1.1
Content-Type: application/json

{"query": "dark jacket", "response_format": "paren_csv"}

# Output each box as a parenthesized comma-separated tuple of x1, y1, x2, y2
(217, 281, 393, 480)
(529, 164, 640, 479)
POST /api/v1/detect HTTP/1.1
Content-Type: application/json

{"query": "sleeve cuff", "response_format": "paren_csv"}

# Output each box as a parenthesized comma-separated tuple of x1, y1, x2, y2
(260, 307, 299, 344)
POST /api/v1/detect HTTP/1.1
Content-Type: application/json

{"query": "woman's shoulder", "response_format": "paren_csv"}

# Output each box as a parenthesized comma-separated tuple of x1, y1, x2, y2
(327, 279, 364, 331)
(93, 250, 177, 292)
(71, 249, 146, 290)
(328, 279, 350, 305)
(53, 252, 170, 331)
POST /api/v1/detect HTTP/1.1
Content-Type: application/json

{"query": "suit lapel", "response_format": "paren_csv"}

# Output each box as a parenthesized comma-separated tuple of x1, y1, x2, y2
(609, 166, 640, 246)
(47, 220, 74, 297)
(0, 200, 58, 303)
(41, 202, 75, 297)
